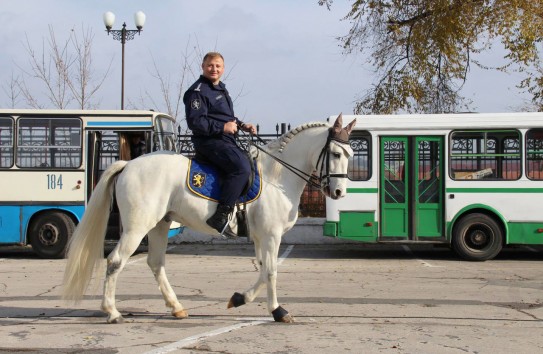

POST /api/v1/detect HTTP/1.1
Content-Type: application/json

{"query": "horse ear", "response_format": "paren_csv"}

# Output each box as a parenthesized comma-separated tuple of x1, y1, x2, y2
(332, 113, 343, 134)
(344, 119, 356, 135)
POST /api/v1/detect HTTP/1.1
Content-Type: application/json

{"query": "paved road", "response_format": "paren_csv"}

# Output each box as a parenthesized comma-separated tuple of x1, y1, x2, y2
(0, 243, 542, 353)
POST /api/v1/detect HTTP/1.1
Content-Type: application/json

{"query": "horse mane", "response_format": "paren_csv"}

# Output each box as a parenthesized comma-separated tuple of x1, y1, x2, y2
(265, 121, 329, 153)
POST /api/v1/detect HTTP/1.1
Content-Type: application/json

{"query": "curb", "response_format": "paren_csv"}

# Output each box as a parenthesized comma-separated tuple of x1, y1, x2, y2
(169, 217, 356, 245)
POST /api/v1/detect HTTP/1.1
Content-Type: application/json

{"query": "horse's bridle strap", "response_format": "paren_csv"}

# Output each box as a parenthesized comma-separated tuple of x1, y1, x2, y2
(252, 143, 322, 188)
(245, 129, 347, 189)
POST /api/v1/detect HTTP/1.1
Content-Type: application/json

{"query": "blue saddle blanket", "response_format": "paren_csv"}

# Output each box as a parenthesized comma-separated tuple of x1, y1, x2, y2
(187, 159, 262, 203)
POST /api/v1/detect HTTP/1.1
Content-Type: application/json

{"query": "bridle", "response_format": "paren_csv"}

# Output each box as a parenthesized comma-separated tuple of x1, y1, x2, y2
(316, 133, 351, 191)
(246, 128, 351, 191)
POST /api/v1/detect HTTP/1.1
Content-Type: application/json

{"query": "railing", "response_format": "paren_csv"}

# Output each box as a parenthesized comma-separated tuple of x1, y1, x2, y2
(177, 124, 326, 217)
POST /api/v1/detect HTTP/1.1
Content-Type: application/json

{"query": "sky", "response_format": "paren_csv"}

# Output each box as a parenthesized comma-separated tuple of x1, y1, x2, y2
(0, 0, 533, 132)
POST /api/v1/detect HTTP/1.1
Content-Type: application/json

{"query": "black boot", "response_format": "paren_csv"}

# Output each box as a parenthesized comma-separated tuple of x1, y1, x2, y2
(206, 204, 233, 233)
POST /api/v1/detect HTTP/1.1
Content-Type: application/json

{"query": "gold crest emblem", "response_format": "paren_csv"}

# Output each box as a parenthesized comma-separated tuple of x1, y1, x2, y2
(192, 172, 206, 188)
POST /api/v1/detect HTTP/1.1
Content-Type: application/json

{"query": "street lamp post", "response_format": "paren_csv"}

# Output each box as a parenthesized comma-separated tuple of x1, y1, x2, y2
(103, 11, 146, 110)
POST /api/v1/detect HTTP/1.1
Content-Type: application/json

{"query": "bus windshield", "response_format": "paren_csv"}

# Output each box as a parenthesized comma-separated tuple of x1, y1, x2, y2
(154, 115, 178, 153)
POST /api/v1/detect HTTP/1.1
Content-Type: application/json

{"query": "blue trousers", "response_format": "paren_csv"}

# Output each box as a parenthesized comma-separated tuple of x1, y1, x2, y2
(196, 141, 251, 207)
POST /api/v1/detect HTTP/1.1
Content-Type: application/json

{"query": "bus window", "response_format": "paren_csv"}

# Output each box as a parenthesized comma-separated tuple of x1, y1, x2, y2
(17, 118, 82, 169)
(348, 132, 371, 181)
(98, 131, 120, 171)
(526, 129, 543, 180)
(0, 117, 14, 168)
(450, 130, 520, 180)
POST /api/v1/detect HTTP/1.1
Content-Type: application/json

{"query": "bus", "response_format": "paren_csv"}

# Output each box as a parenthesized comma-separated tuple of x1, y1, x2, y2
(0, 109, 182, 258)
(324, 112, 543, 261)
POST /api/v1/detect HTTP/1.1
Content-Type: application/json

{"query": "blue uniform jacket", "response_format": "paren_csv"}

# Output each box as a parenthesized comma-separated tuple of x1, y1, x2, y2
(183, 75, 242, 147)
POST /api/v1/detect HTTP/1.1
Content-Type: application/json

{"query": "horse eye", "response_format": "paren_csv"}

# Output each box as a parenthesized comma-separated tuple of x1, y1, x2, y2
(333, 152, 341, 158)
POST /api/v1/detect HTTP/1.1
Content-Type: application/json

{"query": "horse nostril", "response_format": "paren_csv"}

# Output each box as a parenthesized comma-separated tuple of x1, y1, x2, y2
(335, 189, 342, 197)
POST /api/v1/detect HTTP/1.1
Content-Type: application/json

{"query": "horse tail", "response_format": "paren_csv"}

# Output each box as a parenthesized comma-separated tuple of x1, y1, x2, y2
(62, 160, 128, 302)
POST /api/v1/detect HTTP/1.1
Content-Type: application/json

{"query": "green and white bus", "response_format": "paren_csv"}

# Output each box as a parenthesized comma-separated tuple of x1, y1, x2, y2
(0, 109, 181, 258)
(324, 112, 543, 261)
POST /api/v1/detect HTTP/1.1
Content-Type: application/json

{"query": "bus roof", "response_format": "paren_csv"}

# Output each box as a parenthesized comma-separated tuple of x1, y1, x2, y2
(0, 109, 172, 119)
(329, 112, 543, 131)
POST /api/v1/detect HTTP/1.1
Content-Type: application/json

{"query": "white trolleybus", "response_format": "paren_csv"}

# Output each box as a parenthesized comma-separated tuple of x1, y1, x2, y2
(324, 112, 543, 261)
(0, 109, 181, 258)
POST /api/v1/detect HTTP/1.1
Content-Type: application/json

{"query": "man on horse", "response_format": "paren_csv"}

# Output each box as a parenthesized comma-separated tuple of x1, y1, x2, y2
(183, 52, 257, 234)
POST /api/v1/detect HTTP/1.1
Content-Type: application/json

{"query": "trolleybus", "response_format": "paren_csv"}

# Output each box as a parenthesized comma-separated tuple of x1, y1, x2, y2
(0, 109, 181, 258)
(324, 112, 543, 260)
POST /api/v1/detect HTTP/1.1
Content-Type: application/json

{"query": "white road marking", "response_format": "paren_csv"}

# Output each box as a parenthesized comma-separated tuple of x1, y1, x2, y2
(143, 245, 295, 353)
(278, 245, 294, 265)
(143, 320, 268, 354)
(401, 245, 443, 268)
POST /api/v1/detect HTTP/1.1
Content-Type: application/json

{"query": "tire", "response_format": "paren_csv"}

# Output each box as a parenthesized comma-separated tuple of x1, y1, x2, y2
(28, 212, 75, 259)
(452, 213, 503, 261)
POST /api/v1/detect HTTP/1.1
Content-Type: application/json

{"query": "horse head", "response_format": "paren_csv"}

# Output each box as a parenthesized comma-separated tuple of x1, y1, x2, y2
(320, 113, 356, 200)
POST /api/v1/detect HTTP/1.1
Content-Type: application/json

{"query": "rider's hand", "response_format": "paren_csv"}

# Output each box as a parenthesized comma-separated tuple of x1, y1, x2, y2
(224, 121, 238, 134)
(241, 123, 257, 135)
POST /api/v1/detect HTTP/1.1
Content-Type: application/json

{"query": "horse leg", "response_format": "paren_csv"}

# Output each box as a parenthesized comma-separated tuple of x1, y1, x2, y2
(261, 236, 294, 323)
(227, 238, 266, 308)
(228, 235, 293, 323)
(101, 230, 146, 324)
(146, 221, 188, 319)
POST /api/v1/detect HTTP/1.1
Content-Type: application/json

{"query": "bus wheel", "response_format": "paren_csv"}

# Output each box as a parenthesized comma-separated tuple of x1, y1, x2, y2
(28, 212, 75, 259)
(452, 213, 503, 261)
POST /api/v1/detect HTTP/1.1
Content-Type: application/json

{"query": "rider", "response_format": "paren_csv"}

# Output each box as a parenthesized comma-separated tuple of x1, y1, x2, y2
(183, 52, 257, 233)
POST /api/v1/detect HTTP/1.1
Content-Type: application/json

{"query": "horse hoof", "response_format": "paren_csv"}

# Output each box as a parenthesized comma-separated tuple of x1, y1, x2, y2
(227, 292, 246, 309)
(272, 306, 293, 323)
(173, 309, 189, 319)
(107, 316, 124, 324)
(277, 314, 295, 323)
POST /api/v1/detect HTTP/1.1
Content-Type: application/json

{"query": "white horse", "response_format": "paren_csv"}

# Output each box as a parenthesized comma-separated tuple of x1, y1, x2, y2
(62, 114, 356, 324)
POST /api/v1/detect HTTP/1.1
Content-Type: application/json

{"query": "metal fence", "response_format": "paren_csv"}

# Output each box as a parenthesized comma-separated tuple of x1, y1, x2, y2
(176, 124, 326, 217)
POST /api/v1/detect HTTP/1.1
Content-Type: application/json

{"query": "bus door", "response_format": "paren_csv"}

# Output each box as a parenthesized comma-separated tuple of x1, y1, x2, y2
(86, 130, 123, 240)
(86, 130, 151, 240)
(380, 136, 444, 240)
(86, 131, 101, 201)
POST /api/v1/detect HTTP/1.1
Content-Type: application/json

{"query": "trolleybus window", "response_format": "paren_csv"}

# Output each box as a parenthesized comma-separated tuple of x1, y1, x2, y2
(526, 129, 543, 180)
(450, 130, 520, 180)
(0, 117, 14, 168)
(17, 118, 82, 169)
(348, 132, 371, 181)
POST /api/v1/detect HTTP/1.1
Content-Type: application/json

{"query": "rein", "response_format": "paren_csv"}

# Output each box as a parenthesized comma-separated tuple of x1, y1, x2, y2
(240, 129, 345, 189)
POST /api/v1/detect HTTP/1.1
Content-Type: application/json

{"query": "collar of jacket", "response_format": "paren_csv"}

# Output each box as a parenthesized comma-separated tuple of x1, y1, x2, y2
(199, 75, 226, 90)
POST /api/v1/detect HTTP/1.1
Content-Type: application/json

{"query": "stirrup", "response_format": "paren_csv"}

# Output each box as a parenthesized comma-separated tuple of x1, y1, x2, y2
(221, 225, 238, 239)
(219, 214, 238, 239)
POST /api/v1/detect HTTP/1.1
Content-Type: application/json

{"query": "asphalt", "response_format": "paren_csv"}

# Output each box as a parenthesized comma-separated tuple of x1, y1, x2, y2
(1, 243, 542, 353)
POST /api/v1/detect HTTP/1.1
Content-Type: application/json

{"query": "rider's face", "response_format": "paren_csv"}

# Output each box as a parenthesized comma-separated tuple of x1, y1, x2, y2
(202, 57, 224, 85)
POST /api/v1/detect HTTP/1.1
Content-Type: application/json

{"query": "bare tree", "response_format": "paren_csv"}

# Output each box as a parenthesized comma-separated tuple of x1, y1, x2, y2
(68, 26, 113, 109)
(16, 25, 111, 109)
(2, 72, 22, 108)
(18, 26, 72, 108)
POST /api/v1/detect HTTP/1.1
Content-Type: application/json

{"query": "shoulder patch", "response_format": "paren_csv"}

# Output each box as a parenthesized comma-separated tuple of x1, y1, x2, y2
(191, 99, 202, 110)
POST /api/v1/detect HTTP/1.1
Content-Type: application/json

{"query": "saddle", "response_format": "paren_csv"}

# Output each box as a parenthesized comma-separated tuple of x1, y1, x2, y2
(186, 153, 261, 238)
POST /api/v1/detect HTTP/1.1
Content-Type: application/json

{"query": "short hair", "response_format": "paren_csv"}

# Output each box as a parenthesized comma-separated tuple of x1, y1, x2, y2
(202, 52, 224, 64)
